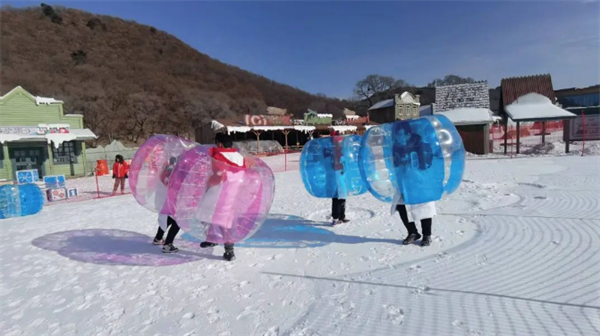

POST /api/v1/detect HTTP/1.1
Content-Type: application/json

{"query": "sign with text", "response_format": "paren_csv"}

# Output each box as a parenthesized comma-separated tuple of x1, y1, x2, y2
(0, 124, 70, 136)
(568, 114, 600, 141)
(244, 115, 291, 126)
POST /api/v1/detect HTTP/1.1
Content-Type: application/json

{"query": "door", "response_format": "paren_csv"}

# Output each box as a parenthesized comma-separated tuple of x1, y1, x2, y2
(9, 147, 46, 179)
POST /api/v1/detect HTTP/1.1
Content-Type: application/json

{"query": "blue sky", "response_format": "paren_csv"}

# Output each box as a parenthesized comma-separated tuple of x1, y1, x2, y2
(3, 1, 600, 98)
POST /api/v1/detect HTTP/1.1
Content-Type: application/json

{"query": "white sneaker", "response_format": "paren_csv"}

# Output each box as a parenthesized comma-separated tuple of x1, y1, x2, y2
(162, 244, 179, 253)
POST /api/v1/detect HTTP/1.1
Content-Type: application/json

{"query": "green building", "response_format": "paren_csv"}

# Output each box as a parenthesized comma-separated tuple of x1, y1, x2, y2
(0, 86, 97, 181)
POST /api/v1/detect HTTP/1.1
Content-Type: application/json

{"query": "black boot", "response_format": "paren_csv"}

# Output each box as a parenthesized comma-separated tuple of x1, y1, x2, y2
(223, 243, 235, 261)
(200, 242, 218, 248)
(402, 233, 422, 245)
(223, 251, 236, 261)
(421, 235, 432, 247)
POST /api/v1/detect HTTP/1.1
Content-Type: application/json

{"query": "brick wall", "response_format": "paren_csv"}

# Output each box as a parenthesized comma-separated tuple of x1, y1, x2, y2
(435, 82, 490, 112)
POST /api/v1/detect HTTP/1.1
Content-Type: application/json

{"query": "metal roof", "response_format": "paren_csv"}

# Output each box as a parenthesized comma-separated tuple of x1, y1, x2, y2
(368, 98, 394, 110)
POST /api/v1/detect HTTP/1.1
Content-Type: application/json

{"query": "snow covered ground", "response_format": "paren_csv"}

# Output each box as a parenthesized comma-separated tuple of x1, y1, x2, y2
(1, 154, 599, 336)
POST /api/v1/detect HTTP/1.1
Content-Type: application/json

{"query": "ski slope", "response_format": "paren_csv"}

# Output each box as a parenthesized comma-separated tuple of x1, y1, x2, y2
(1, 155, 599, 336)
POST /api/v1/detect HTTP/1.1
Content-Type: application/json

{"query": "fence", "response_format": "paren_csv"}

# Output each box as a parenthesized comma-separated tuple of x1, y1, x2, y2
(45, 149, 299, 207)
(86, 140, 138, 175)
(489, 114, 594, 156)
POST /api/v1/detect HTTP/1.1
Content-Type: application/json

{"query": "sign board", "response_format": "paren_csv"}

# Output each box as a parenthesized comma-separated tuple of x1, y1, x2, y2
(244, 115, 291, 126)
(0, 124, 70, 135)
(332, 116, 370, 126)
(304, 111, 332, 125)
(567, 114, 600, 141)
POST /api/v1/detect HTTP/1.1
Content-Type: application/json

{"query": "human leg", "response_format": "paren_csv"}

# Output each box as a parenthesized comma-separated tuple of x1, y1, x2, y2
(420, 218, 432, 246)
(397, 204, 421, 244)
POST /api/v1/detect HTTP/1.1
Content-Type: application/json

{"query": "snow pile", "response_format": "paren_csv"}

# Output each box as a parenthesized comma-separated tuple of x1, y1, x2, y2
(400, 91, 420, 105)
(436, 108, 494, 125)
(293, 126, 316, 133)
(506, 93, 576, 121)
(329, 125, 357, 134)
(211, 120, 226, 131)
(35, 96, 63, 105)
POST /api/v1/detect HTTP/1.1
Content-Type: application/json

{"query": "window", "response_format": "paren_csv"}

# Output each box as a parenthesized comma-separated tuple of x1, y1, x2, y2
(53, 141, 80, 165)
(558, 93, 600, 108)
(0, 145, 3, 168)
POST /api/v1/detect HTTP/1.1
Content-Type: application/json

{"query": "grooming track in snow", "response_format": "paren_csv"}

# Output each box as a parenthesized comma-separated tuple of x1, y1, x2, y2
(1, 155, 599, 336)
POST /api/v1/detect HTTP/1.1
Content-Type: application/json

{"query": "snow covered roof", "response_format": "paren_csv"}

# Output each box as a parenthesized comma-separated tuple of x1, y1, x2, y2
(0, 86, 20, 100)
(266, 106, 287, 116)
(70, 128, 98, 140)
(400, 92, 420, 105)
(211, 120, 226, 131)
(329, 125, 357, 134)
(369, 99, 394, 110)
(211, 120, 317, 134)
(291, 126, 316, 133)
(346, 115, 359, 120)
(437, 108, 494, 125)
(505, 93, 576, 122)
(0, 128, 97, 147)
(35, 96, 63, 105)
(316, 113, 332, 118)
(343, 108, 356, 116)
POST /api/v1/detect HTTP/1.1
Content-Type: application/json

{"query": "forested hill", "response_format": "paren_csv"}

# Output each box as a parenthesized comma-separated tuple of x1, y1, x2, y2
(0, 4, 351, 145)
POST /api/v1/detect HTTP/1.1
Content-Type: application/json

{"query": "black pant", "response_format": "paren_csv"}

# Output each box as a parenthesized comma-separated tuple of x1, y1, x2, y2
(154, 216, 180, 245)
(397, 204, 432, 236)
(332, 198, 346, 220)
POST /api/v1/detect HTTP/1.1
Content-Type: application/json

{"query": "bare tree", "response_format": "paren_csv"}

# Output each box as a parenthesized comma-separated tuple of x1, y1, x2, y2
(427, 75, 477, 87)
(353, 75, 405, 107)
(123, 93, 162, 143)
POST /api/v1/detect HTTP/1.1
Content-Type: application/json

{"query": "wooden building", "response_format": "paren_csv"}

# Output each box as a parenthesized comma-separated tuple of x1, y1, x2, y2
(0, 86, 97, 181)
(368, 92, 420, 124)
(500, 75, 576, 153)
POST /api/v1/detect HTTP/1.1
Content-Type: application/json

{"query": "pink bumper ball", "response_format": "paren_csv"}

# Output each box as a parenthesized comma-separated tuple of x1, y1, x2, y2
(128, 135, 196, 213)
(172, 148, 276, 244)
(130, 135, 276, 244)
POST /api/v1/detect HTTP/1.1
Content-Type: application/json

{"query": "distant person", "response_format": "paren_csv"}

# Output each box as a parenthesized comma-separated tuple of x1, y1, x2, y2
(112, 155, 128, 195)
(199, 133, 247, 261)
(331, 130, 349, 225)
